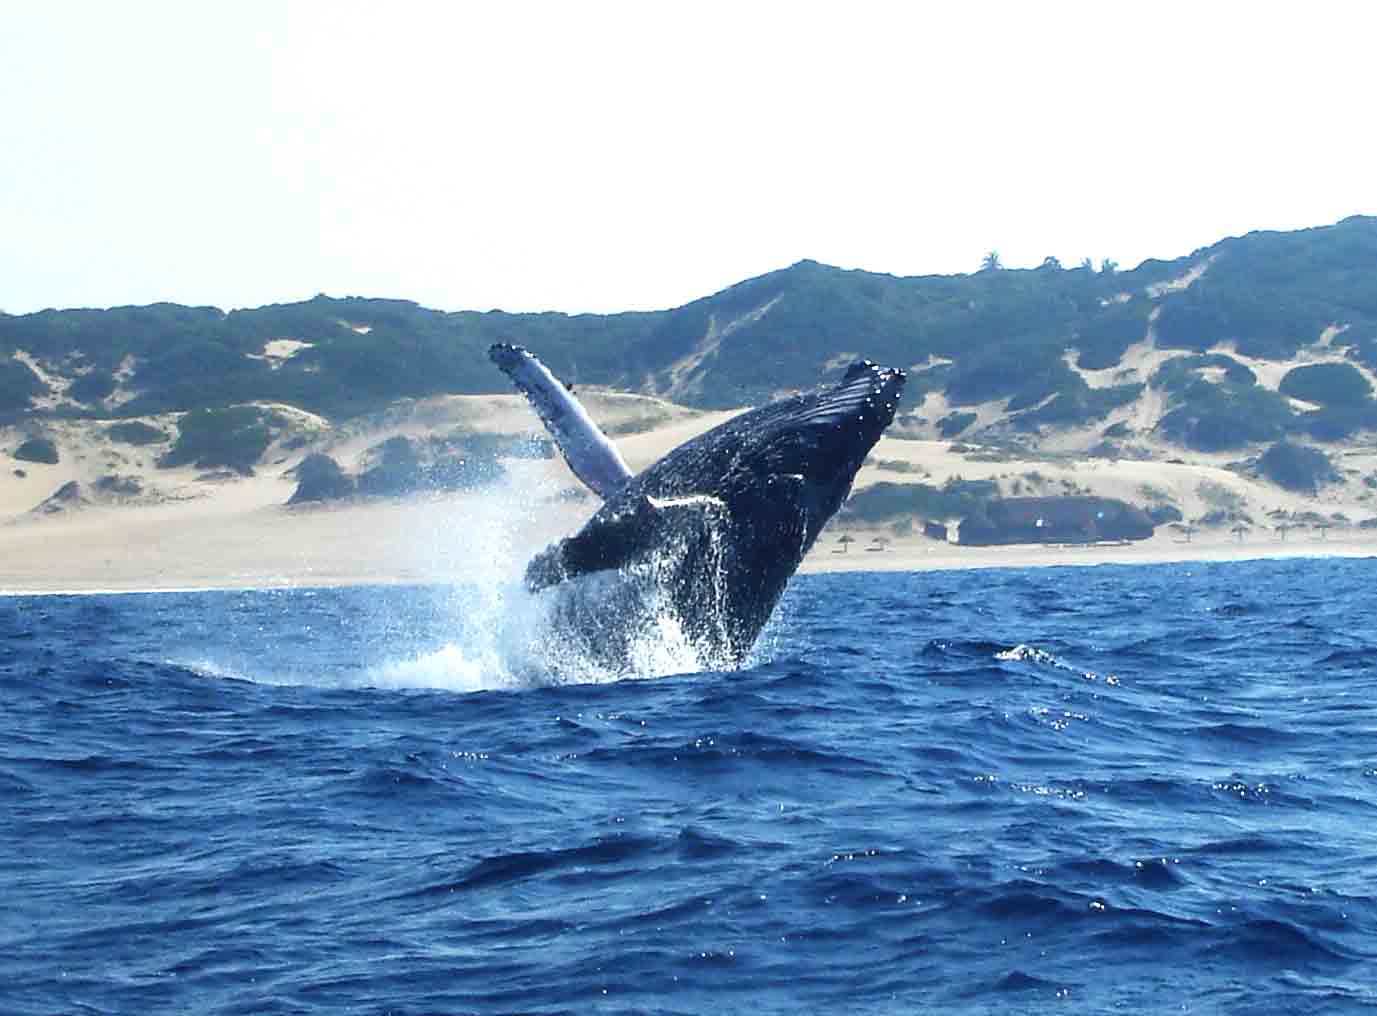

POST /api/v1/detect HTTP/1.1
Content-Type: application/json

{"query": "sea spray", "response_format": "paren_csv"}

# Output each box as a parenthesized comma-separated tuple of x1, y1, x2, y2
(174, 454, 765, 692)
(363, 453, 721, 690)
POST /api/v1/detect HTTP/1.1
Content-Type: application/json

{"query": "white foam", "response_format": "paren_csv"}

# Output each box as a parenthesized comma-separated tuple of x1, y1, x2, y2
(367, 642, 495, 693)
(173, 463, 741, 694)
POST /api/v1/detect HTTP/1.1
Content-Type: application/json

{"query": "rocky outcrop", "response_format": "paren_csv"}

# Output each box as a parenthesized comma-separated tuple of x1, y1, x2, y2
(958, 496, 1154, 546)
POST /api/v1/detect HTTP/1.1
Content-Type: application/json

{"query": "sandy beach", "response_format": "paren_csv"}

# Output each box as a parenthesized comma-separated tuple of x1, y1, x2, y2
(4, 490, 1373, 596)
(4, 387, 1376, 595)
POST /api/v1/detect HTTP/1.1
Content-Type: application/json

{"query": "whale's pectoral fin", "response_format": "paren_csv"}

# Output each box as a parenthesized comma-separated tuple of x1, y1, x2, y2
(524, 493, 725, 593)
(489, 343, 633, 499)
(525, 496, 655, 592)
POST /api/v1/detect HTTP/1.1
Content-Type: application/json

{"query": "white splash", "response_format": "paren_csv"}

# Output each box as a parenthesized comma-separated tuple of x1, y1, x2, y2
(359, 463, 725, 692)
(367, 642, 494, 693)
(178, 459, 756, 695)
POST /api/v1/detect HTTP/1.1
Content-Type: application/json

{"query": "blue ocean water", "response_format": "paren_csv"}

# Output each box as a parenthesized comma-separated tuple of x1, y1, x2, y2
(3, 556, 1376, 1015)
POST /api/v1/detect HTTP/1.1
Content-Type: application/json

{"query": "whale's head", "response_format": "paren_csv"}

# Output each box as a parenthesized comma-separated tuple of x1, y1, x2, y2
(720, 358, 907, 549)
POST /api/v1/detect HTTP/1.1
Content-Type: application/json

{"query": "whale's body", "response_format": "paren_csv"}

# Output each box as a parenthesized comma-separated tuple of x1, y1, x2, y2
(491, 345, 905, 669)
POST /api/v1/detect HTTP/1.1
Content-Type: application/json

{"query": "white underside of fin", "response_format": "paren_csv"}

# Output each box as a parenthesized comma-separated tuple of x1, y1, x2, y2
(646, 493, 727, 511)
(492, 346, 633, 499)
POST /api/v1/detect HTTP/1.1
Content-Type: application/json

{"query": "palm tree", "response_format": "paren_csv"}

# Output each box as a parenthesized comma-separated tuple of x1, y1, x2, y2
(980, 250, 1002, 272)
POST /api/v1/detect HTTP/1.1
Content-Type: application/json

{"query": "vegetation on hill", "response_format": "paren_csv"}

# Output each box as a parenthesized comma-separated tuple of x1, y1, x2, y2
(13, 436, 58, 464)
(159, 406, 281, 474)
(289, 453, 355, 504)
(106, 421, 169, 445)
(842, 479, 1000, 525)
(1296, 401, 1377, 442)
(1156, 382, 1295, 451)
(1, 358, 44, 413)
(68, 370, 116, 405)
(1153, 221, 1377, 363)
(0, 297, 655, 419)
(936, 412, 976, 438)
(1152, 354, 1257, 391)
(3, 216, 1377, 460)
(1257, 441, 1339, 494)
(1278, 362, 1372, 406)
(1012, 381, 1144, 431)
(286, 436, 512, 505)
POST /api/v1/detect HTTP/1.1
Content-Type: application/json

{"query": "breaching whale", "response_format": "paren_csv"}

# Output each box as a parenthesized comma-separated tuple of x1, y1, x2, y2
(490, 344, 905, 669)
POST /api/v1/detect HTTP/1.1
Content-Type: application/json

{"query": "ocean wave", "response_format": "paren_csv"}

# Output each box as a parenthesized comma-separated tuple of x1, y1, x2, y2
(5, 558, 1377, 1013)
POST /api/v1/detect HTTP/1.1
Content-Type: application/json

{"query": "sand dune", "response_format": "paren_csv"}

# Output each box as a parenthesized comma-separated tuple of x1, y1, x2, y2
(4, 360, 1376, 593)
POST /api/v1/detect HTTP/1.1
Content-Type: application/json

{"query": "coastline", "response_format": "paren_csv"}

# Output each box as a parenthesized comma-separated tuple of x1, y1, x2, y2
(802, 528, 1377, 574)
(3, 490, 1373, 597)
(5, 388, 1376, 596)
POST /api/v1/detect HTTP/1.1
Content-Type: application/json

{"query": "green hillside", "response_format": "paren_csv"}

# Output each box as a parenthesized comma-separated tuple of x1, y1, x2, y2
(4, 216, 1377, 453)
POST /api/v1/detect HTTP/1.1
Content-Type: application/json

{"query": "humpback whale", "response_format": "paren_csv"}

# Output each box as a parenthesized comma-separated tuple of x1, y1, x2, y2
(490, 344, 906, 669)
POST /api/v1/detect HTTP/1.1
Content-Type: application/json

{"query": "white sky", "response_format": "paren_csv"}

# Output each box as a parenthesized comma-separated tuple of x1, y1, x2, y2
(3, 1, 1374, 316)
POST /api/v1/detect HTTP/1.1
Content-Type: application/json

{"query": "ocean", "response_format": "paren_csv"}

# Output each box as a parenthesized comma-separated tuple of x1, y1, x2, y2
(3, 556, 1376, 1014)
